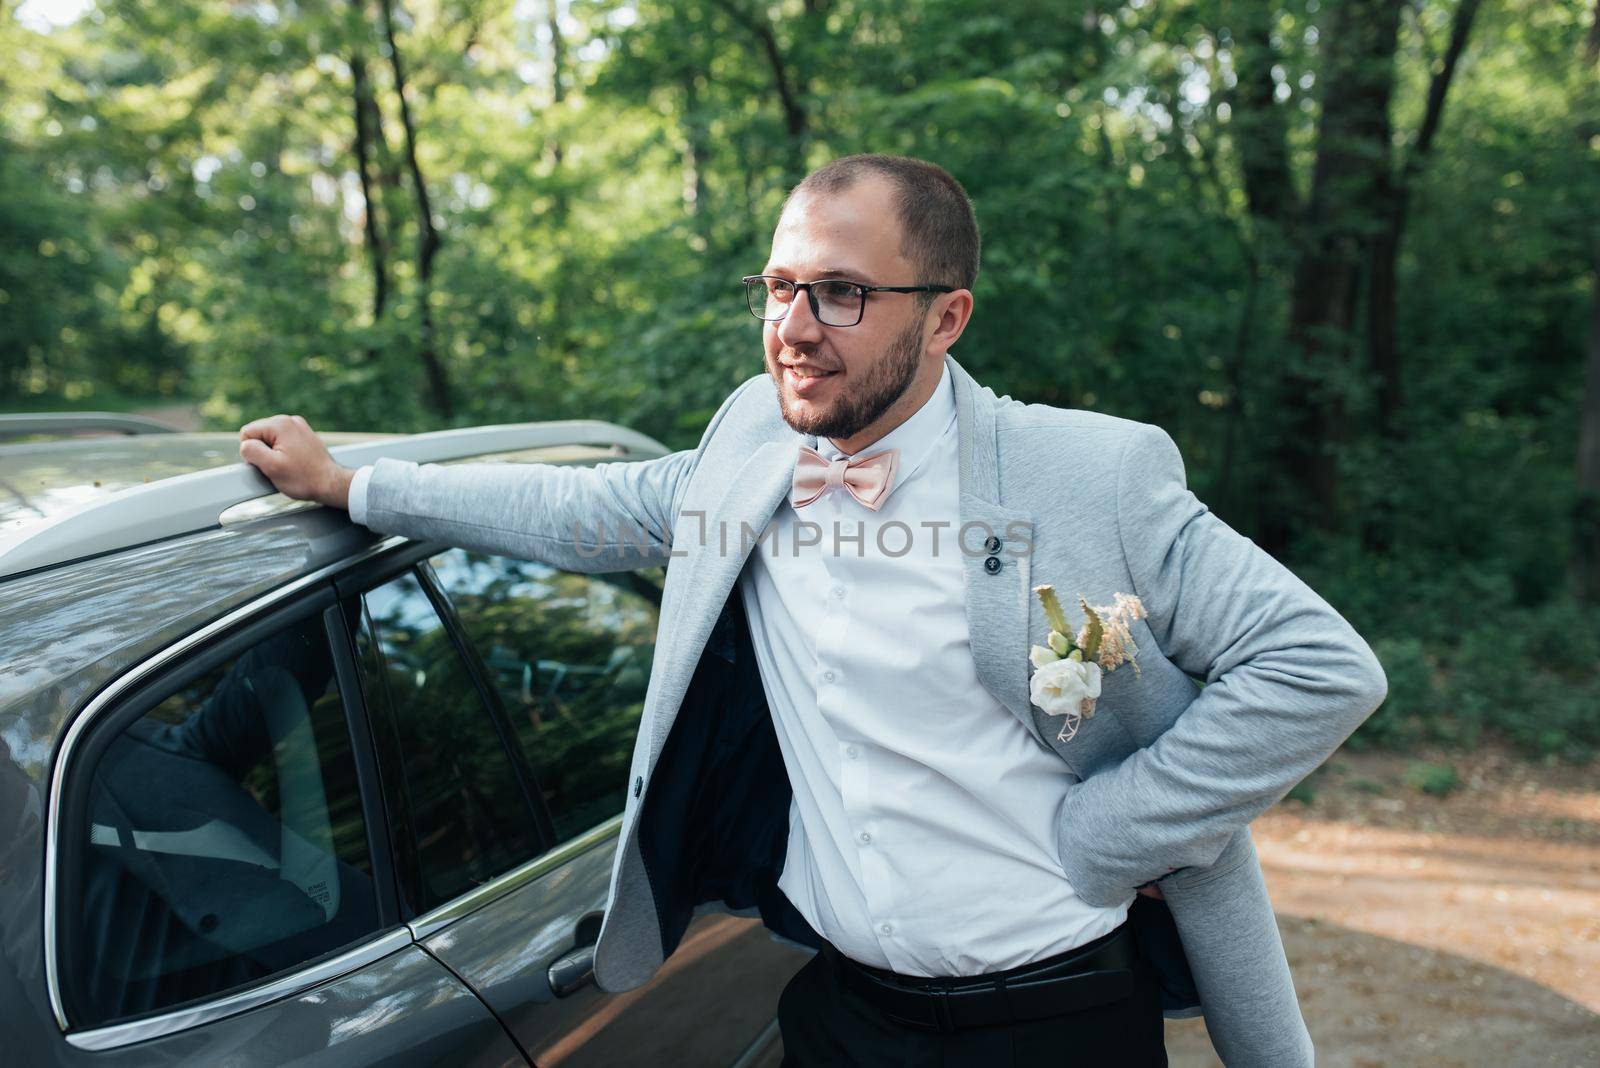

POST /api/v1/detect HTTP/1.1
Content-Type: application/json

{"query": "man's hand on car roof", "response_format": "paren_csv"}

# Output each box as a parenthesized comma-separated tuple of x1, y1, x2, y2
(239, 414, 355, 510)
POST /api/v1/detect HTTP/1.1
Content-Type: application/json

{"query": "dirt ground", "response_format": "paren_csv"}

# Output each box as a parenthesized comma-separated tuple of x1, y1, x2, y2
(1163, 744, 1600, 1067)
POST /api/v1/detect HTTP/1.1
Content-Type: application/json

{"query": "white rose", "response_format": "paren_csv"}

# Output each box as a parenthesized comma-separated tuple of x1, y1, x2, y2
(1029, 657, 1103, 719)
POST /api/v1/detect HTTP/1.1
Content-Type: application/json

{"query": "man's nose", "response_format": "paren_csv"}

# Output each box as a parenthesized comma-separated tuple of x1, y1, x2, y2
(775, 288, 825, 348)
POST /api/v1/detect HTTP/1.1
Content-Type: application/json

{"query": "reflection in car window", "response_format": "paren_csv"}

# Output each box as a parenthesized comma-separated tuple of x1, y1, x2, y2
(357, 569, 542, 911)
(428, 549, 660, 843)
(73, 615, 378, 1026)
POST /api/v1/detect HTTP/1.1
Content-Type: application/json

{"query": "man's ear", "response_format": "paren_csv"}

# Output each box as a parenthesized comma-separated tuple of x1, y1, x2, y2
(927, 289, 974, 359)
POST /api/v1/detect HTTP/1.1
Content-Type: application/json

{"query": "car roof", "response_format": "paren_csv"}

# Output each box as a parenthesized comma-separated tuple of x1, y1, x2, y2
(0, 419, 671, 783)
(0, 431, 392, 536)
(0, 420, 668, 581)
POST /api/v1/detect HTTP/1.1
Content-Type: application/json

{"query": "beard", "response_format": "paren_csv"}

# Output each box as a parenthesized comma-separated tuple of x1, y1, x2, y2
(770, 315, 924, 443)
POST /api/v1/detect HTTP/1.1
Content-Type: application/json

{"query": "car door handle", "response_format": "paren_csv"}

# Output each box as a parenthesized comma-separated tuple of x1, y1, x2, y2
(548, 943, 597, 998)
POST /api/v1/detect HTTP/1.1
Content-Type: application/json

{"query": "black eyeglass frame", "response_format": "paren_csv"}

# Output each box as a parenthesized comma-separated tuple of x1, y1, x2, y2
(741, 274, 957, 328)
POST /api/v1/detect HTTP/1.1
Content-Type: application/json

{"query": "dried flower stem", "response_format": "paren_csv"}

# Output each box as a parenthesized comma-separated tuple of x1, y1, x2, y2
(1033, 584, 1071, 636)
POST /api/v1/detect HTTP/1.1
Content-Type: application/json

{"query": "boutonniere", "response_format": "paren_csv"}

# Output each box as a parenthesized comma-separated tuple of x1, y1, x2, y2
(1028, 585, 1147, 742)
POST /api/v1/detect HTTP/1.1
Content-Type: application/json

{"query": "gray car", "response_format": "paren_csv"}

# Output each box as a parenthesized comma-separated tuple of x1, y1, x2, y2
(1, 414, 807, 1067)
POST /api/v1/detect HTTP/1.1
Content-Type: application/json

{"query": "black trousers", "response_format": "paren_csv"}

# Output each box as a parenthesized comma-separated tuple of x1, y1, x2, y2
(777, 926, 1168, 1067)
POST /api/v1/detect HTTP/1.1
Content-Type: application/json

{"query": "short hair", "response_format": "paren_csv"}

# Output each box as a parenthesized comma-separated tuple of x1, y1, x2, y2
(785, 154, 981, 291)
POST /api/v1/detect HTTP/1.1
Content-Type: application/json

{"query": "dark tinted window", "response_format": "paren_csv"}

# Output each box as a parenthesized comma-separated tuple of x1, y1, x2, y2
(72, 614, 379, 1025)
(428, 549, 659, 843)
(356, 568, 543, 911)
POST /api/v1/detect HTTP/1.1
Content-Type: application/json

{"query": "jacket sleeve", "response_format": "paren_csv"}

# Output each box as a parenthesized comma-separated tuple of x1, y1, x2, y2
(1055, 423, 1388, 906)
(362, 449, 695, 573)
(361, 377, 764, 573)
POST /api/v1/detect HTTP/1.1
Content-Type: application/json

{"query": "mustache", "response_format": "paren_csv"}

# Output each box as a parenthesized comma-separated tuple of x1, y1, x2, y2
(774, 347, 839, 372)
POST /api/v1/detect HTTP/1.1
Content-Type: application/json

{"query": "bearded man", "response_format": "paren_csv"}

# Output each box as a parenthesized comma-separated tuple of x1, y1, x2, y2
(242, 154, 1387, 1067)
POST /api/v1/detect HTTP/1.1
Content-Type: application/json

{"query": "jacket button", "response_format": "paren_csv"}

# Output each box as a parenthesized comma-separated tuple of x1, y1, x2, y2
(983, 556, 1002, 575)
(983, 534, 1002, 553)
(633, 776, 643, 798)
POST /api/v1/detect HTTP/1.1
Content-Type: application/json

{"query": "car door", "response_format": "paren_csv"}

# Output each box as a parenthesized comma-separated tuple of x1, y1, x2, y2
(48, 586, 527, 1068)
(413, 548, 811, 1067)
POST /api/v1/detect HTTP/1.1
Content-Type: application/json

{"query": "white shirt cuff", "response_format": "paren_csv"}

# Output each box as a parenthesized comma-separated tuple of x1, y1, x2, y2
(347, 465, 374, 526)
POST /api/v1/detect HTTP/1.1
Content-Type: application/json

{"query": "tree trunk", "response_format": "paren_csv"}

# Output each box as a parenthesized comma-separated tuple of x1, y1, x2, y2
(1226, 1, 1298, 235)
(681, 69, 711, 238)
(1367, 0, 1482, 448)
(1218, 3, 1298, 530)
(379, 0, 453, 420)
(1574, 4, 1600, 603)
(711, 0, 807, 180)
(547, 0, 565, 168)
(1357, 0, 1482, 555)
(1578, 255, 1600, 603)
(1264, 0, 1402, 556)
(350, 49, 390, 356)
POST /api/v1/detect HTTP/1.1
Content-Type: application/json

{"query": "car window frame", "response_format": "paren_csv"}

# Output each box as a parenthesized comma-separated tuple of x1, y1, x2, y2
(50, 574, 403, 1041)
(424, 548, 663, 848)
(416, 556, 559, 849)
(43, 523, 648, 1049)
(333, 545, 559, 918)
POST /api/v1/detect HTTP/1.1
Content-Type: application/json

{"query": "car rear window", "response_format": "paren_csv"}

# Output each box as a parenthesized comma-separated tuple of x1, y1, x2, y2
(64, 612, 381, 1027)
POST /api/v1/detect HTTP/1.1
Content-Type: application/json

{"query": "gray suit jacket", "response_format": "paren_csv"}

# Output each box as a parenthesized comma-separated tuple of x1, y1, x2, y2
(364, 353, 1387, 1067)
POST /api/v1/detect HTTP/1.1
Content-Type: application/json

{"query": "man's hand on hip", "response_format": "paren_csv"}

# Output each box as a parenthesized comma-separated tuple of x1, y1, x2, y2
(238, 414, 355, 510)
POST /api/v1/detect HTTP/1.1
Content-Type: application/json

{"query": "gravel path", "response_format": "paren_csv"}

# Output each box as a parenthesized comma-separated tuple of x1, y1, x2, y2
(1165, 745, 1600, 1066)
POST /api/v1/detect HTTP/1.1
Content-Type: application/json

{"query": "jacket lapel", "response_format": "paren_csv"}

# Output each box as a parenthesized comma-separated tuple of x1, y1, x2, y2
(647, 438, 796, 756)
(948, 357, 1046, 749)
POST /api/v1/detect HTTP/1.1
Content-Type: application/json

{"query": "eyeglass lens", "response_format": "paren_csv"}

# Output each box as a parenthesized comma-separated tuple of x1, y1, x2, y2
(747, 279, 863, 327)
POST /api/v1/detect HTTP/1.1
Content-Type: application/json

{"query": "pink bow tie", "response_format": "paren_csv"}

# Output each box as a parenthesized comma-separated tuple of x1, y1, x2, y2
(791, 444, 899, 510)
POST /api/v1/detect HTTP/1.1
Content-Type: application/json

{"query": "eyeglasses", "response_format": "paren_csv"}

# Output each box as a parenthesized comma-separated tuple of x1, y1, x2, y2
(742, 275, 955, 328)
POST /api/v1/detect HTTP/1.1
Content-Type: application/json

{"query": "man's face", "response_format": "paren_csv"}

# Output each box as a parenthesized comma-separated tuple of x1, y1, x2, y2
(761, 178, 932, 445)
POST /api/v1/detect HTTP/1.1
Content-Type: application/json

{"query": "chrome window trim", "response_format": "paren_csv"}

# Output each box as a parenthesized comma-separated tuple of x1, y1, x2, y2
(408, 814, 623, 941)
(63, 928, 414, 1051)
(43, 534, 407, 1033)
(729, 1018, 782, 1068)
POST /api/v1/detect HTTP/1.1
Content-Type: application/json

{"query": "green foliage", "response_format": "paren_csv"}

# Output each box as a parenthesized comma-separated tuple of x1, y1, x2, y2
(2, 0, 1594, 765)
(1351, 597, 1600, 762)
(1284, 779, 1317, 806)
(1403, 761, 1461, 798)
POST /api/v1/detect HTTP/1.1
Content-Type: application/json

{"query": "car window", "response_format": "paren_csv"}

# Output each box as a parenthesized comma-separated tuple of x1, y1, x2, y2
(70, 612, 380, 1027)
(426, 548, 660, 844)
(355, 568, 544, 912)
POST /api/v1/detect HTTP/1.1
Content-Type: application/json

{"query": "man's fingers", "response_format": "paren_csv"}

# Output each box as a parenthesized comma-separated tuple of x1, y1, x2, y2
(239, 413, 316, 446)
(235, 414, 332, 503)
(238, 437, 278, 471)
(239, 414, 287, 443)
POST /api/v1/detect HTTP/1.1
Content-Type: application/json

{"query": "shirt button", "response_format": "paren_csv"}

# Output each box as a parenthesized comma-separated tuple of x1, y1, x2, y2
(822, 670, 836, 684)
(845, 745, 858, 759)
(858, 831, 871, 844)
(984, 534, 1002, 553)
(984, 555, 1003, 574)
(880, 923, 893, 936)
(832, 585, 847, 599)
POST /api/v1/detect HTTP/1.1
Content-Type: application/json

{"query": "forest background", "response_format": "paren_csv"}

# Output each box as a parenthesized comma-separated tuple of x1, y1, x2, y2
(3, 0, 1598, 768)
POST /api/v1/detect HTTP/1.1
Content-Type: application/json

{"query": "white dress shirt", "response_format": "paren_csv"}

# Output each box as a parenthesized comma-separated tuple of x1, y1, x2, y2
(348, 365, 1133, 976)
(739, 364, 1131, 977)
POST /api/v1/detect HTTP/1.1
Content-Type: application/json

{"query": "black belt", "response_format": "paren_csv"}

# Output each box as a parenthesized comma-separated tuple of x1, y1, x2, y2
(818, 922, 1138, 1034)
